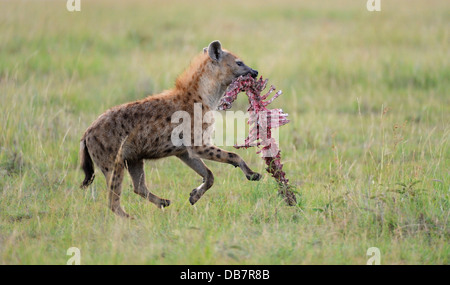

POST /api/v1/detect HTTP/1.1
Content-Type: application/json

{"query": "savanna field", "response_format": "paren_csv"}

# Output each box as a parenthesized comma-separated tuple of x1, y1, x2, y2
(0, 0, 448, 264)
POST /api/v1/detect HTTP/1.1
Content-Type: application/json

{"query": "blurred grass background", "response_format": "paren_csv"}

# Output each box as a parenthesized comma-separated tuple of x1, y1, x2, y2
(0, 0, 448, 264)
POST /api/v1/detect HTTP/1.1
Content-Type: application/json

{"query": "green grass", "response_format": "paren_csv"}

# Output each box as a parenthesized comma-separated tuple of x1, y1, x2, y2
(0, 0, 448, 264)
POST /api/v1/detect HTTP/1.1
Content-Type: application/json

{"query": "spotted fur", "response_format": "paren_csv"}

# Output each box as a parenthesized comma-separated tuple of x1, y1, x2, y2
(80, 40, 260, 218)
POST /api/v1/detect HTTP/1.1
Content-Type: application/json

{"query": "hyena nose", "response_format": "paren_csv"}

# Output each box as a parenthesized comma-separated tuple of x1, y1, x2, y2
(250, 69, 258, 78)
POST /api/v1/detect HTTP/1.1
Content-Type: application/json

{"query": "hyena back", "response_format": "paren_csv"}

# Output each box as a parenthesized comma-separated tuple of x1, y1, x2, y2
(80, 41, 260, 218)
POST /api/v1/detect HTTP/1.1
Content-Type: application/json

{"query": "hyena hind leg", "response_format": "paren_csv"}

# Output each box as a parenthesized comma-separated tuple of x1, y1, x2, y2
(127, 160, 171, 208)
(108, 155, 132, 218)
(177, 152, 214, 205)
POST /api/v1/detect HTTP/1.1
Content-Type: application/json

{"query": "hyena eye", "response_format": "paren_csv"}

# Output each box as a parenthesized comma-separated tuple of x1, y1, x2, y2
(236, 61, 244, 67)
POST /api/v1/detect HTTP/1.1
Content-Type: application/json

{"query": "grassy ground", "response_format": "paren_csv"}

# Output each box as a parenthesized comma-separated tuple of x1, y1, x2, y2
(0, 0, 448, 264)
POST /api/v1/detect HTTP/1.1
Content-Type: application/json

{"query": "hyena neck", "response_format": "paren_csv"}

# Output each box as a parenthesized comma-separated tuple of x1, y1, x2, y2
(198, 76, 228, 110)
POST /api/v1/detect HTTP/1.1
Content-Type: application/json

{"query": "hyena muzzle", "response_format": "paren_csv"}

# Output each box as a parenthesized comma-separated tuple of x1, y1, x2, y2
(80, 40, 260, 218)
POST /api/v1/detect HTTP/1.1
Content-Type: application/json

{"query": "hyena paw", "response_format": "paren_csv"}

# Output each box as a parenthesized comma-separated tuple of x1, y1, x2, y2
(158, 199, 171, 208)
(189, 189, 203, 205)
(246, 172, 262, 181)
(112, 206, 134, 219)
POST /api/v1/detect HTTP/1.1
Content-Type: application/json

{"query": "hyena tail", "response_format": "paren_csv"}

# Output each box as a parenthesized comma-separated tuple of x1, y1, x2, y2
(80, 139, 95, 188)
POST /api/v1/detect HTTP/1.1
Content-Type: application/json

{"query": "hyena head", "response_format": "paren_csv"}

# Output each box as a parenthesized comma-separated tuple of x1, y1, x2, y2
(204, 40, 258, 86)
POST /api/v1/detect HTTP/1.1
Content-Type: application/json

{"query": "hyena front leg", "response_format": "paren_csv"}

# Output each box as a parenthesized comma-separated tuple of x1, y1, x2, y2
(177, 152, 214, 205)
(192, 146, 262, 181)
(127, 160, 171, 208)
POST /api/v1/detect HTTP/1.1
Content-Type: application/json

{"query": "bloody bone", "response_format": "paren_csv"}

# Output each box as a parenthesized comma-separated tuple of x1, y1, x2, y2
(218, 74, 297, 206)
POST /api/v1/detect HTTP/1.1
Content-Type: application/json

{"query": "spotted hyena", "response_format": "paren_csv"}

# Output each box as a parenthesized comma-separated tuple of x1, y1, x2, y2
(80, 40, 261, 218)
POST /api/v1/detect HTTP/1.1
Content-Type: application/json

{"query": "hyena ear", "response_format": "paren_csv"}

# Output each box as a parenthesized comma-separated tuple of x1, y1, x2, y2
(207, 40, 223, 62)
